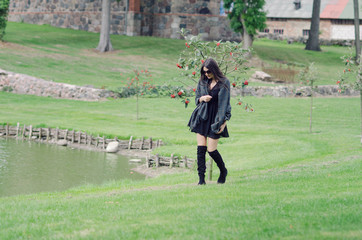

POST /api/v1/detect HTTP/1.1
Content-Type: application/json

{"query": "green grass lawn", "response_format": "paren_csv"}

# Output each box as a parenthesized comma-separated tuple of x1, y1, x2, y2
(0, 23, 361, 239)
(0, 22, 355, 88)
(252, 38, 351, 85)
(0, 22, 185, 88)
(0, 92, 361, 239)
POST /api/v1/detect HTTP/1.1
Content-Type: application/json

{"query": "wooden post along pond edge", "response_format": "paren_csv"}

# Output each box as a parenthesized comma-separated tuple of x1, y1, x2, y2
(0, 123, 196, 170)
(146, 153, 195, 169)
(0, 123, 162, 152)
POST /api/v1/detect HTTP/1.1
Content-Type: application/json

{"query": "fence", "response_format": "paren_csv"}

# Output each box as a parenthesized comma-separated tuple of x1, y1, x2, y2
(0, 123, 161, 151)
(0, 123, 195, 171)
(0, 123, 197, 170)
(146, 154, 195, 169)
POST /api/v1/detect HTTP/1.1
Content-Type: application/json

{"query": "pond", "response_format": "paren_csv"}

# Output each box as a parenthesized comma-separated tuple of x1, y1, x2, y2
(0, 138, 145, 197)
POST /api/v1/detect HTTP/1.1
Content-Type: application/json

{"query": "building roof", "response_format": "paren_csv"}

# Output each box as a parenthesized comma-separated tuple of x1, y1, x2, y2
(264, 0, 361, 19)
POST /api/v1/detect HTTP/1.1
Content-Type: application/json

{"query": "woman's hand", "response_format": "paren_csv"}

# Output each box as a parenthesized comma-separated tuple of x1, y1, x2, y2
(200, 95, 212, 103)
(217, 122, 227, 134)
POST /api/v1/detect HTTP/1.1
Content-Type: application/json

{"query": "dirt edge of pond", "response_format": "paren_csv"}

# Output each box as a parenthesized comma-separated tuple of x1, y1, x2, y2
(48, 139, 192, 178)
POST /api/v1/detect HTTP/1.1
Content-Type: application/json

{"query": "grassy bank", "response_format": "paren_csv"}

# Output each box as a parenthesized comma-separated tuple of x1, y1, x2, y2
(0, 22, 353, 88)
(0, 92, 361, 239)
(0, 92, 361, 166)
(0, 157, 360, 239)
(0, 22, 184, 88)
(252, 38, 350, 85)
(0, 23, 361, 239)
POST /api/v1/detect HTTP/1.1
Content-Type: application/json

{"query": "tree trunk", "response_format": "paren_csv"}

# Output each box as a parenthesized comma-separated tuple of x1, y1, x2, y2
(96, 0, 113, 52)
(353, 0, 360, 63)
(240, 6, 253, 50)
(310, 84, 313, 134)
(359, 52, 362, 144)
(360, 90, 362, 144)
(136, 92, 139, 120)
(208, 159, 213, 181)
(305, 0, 321, 51)
(242, 28, 253, 49)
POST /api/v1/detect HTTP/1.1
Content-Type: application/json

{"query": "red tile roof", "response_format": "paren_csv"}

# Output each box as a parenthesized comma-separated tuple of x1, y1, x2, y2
(265, 0, 361, 19)
(320, 0, 349, 19)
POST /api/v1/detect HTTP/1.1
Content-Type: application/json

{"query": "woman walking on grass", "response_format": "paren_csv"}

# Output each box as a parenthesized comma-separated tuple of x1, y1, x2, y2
(188, 58, 231, 185)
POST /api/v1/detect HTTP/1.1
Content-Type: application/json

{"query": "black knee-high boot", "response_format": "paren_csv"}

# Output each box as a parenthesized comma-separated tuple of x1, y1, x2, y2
(197, 146, 207, 185)
(208, 149, 228, 184)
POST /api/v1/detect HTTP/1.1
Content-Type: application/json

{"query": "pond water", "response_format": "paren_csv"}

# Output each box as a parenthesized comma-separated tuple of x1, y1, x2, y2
(0, 138, 145, 197)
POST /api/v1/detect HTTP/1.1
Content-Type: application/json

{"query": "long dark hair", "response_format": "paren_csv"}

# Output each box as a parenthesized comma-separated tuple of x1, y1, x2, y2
(199, 58, 228, 89)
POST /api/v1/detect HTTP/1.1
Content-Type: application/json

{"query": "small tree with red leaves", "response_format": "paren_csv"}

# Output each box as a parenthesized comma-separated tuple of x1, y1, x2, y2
(338, 51, 362, 144)
(169, 88, 192, 108)
(120, 69, 155, 120)
(231, 79, 255, 111)
(172, 28, 252, 110)
(298, 62, 318, 133)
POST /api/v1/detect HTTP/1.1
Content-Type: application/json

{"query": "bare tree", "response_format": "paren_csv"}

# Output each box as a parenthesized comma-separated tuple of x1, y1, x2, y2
(353, 0, 360, 62)
(305, 0, 321, 51)
(96, 0, 113, 52)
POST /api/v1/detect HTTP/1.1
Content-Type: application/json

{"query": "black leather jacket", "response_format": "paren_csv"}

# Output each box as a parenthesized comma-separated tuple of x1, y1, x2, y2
(189, 78, 232, 134)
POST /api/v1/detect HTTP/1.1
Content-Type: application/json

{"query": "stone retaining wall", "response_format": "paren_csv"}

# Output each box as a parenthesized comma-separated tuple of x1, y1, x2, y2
(0, 68, 115, 101)
(232, 85, 359, 98)
(0, 68, 358, 100)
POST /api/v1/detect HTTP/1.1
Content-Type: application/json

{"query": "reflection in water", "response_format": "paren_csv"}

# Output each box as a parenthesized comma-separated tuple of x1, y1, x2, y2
(0, 138, 145, 197)
(105, 152, 119, 168)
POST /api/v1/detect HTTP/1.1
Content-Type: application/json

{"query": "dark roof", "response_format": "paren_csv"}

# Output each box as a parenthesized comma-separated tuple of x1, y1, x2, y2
(264, 0, 361, 19)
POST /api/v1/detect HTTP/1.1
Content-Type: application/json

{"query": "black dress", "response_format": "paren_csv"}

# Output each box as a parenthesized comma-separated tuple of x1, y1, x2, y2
(189, 81, 229, 139)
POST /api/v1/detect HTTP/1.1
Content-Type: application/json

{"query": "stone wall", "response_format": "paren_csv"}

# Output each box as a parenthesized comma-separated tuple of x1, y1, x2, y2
(8, 0, 362, 42)
(8, 0, 127, 34)
(0, 68, 115, 101)
(232, 85, 359, 98)
(0, 68, 358, 100)
(8, 0, 240, 41)
(145, 0, 237, 40)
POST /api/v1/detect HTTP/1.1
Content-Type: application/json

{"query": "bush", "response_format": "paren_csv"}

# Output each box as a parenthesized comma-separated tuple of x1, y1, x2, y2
(116, 84, 195, 99)
(1, 86, 13, 92)
(0, 0, 10, 41)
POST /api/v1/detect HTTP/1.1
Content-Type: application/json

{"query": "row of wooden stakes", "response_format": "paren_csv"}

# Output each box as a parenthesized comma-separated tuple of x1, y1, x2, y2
(0, 123, 162, 150)
(0, 123, 197, 170)
(146, 154, 195, 169)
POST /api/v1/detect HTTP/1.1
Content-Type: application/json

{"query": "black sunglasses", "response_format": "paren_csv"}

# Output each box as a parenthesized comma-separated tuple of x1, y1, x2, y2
(204, 70, 212, 74)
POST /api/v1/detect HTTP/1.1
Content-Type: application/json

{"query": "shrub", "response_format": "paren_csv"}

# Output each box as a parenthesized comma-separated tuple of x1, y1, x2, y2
(0, 0, 10, 41)
(1, 86, 13, 92)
